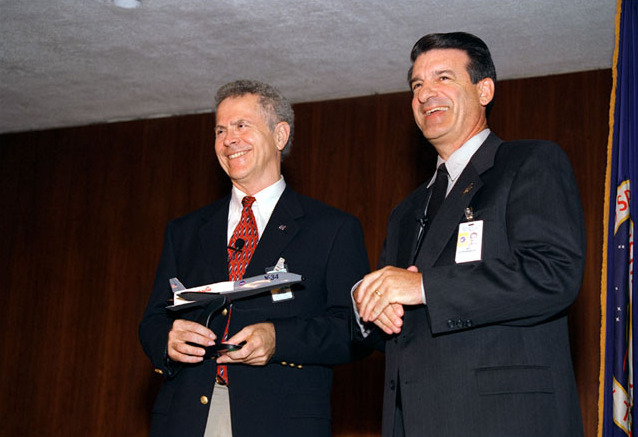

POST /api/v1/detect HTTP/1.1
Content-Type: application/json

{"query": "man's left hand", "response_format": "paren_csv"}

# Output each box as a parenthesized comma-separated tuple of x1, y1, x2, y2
(215, 322, 276, 366)
(354, 266, 423, 332)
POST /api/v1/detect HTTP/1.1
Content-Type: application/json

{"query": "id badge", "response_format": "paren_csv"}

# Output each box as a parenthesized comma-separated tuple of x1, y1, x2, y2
(267, 257, 294, 302)
(455, 220, 483, 263)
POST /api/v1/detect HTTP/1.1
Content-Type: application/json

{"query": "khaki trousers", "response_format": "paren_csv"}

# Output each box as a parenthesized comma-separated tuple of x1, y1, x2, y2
(204, 383, 233, 437)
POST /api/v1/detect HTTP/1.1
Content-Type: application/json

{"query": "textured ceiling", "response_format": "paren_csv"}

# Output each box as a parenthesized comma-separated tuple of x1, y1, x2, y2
(0, 0, 617, 134)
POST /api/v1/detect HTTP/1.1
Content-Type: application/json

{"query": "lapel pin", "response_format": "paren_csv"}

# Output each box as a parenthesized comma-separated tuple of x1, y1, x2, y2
(464, 207, 474, 220)
(278, 225, 287, 231)
(462, 183, 474, 195)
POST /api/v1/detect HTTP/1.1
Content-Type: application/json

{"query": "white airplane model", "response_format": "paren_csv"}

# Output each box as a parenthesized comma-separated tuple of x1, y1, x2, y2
(166, 272, 304, 311)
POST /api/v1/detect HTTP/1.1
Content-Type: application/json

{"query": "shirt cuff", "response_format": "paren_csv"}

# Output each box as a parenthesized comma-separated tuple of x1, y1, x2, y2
(351, 279, 371, 338)
(421, 279, 427, 305)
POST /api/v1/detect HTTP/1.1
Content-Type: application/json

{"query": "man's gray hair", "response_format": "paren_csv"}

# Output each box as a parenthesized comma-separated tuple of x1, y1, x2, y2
(215, 80, 295, 157)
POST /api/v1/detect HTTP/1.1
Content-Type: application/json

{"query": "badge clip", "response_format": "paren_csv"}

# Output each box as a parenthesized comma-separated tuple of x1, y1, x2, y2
(464, 207, 474, 221)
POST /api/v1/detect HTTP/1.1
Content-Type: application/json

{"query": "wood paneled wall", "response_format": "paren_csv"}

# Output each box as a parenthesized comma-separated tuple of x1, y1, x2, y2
(0, 69, 610, 436)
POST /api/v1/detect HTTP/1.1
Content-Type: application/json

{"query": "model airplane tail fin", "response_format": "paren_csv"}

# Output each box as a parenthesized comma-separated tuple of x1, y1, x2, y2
(169, 277, 186, 293)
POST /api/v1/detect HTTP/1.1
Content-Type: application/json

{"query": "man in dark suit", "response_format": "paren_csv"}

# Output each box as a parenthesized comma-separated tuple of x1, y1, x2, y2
(139, 80, 369, 437)
(354, 32, 585, 437)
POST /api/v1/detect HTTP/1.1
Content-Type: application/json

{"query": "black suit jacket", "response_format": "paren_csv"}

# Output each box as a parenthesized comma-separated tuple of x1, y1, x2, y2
(139, 186, 369, 437)
(376, 133, 585, 437)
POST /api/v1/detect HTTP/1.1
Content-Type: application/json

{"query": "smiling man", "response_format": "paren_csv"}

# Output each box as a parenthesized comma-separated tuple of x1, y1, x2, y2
(353, 32, 586, 437)
(140, 80, 369, 437)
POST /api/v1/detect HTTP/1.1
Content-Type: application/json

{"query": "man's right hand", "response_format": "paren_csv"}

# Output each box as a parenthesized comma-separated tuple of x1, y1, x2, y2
(167, 319, 217, 363)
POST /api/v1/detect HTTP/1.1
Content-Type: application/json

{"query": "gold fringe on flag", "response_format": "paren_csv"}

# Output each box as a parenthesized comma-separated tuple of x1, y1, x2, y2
(598, 1, 624, 435)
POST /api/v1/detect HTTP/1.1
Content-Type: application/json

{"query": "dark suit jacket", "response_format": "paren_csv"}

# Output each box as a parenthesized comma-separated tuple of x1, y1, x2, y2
(376, 133, 585, 437)
(139, 186, 369, 437)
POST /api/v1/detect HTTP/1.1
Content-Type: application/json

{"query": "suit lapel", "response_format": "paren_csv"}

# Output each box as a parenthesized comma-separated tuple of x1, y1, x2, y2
(244, 187, 301, 277)
(197, 187, 302, 282)
(416, 166, 483, 267)
(415, 133, 502, 268)
(198, 196, 232, 282)
(396, 184, 430, 268)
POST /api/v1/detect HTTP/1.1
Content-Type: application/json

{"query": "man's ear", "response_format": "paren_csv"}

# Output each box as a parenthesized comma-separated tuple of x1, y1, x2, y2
(478, 78, 495, 106)
(274, 122, 290, 151)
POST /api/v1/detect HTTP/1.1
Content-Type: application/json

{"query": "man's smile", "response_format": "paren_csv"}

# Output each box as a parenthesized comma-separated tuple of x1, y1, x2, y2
(424, 106, 449, 117)
(228, 150, 249, 159)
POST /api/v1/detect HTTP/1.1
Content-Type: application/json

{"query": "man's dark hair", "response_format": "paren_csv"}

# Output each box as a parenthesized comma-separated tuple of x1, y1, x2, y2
(215, 80, 295, 157)
(408, 32, 497, 114)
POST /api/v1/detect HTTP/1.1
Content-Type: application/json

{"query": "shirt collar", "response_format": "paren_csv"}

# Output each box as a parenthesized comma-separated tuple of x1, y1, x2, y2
(428, 129, 490, 188)
(230, 176, 286, 223)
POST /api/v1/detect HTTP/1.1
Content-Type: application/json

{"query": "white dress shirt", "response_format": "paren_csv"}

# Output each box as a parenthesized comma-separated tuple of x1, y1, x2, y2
(427, 129, 491, 195)
(227, 176, 286, 243)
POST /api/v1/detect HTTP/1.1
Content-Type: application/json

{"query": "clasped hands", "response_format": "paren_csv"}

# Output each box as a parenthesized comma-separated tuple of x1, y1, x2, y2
(167, 320, 276, 366)
(354, 265, 423, 335)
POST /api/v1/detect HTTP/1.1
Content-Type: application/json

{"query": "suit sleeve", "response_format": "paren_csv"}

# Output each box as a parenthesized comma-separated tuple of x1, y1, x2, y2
(269, 215, 370, 365)
(349, 240, 390, 352)
(138, 223, 180, 376)
(423, 143, 586, 334)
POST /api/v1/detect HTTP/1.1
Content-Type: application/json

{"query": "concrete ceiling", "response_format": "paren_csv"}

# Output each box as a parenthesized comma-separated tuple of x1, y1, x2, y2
(0, 0, 617, 134)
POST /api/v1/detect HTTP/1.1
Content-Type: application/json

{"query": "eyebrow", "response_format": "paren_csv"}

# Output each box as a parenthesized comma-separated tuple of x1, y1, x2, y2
(410, 68, 457, 85)
(434, 69, 456, 77)
(215, 119, 249, 130)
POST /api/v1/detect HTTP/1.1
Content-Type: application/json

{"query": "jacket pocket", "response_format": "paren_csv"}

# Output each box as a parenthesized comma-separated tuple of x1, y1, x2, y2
(475, 365, 554, 395)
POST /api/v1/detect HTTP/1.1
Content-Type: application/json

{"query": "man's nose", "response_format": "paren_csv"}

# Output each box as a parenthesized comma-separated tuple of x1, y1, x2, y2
(416, 83, 436, 102)
(223, 129, 239, 146)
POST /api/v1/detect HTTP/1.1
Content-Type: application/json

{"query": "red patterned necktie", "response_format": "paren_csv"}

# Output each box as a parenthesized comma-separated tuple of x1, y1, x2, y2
(227, 196, 259, 281)
(217, 196, 258, 386)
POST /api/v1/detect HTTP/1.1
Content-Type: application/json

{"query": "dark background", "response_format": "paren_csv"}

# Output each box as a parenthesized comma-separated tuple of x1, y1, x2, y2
(0, 69, 609, 436)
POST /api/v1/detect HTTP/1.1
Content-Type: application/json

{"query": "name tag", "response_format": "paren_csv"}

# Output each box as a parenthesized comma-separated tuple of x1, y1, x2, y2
(455, 220, 483, 263)
(271, 288, 294, 302)
(268, 257, 294, 302)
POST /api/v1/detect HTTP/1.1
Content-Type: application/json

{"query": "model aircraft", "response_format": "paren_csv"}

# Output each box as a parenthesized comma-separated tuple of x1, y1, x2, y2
(166, 271, 304, 311)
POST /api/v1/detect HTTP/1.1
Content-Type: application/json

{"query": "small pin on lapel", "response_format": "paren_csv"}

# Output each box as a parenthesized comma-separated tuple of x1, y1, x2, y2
(462, 183, 474, 195)
(278, 225, 287, 231)
(464, 207, 474, 220)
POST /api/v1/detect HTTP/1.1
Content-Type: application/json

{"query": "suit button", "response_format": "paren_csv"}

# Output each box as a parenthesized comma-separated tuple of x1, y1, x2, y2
(297, 365, 303, 369)
(447, 320, 456, 329)
(154, 368, 164, 375)
(465, 320, 473, 328)
(289, 363, 296, 367)
(200, 396, 209, 405)
(221, 308, 228, 316)
(456, 320, 464, 329)
(390, 380, 396, 390)
(281, 361, 288, 366)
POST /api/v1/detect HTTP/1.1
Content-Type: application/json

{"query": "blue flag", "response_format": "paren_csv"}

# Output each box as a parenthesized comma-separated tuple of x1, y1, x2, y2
(601, 0, 638, 436)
